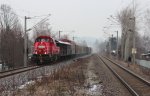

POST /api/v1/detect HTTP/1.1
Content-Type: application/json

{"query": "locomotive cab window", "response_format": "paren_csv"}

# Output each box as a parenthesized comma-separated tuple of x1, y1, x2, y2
(35, 38, 52, 42)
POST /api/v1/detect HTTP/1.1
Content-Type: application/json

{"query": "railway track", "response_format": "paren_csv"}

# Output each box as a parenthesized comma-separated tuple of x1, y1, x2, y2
(0, 66, 40, 79)
(98, 55, 150, 96)
(0, 55, 91, 79)
(0, 61, 64, 79)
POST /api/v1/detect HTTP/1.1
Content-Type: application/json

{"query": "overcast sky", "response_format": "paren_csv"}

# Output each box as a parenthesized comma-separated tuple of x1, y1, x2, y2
(0, 0, 150, 45)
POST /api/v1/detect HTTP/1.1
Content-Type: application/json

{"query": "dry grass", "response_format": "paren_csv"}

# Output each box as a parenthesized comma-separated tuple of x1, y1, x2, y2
(15, 58, 88, 96)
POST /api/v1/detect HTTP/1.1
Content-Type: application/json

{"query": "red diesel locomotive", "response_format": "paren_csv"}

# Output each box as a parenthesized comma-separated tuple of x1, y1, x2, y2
(31, 35, 91, 64)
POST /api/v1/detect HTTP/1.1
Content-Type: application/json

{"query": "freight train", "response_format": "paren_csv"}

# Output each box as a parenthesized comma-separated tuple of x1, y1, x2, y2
(31, 36, 91, 64)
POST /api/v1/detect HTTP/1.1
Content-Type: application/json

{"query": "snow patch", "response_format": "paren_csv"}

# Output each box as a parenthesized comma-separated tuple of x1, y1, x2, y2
(18, 80, 35, 89)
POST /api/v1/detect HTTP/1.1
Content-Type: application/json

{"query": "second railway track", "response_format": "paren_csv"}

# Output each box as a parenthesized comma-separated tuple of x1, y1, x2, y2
(0, 66, 40, 79)
(98, 55, 150, 96)
(0, 55, 91, 80)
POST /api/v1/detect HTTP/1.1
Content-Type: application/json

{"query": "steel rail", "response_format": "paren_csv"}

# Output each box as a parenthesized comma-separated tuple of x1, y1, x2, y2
(0, 66, 40, 79)
(98, 55, 139, 96)
(103, 56, 150, 85)
(0, 54, 92, 79)
(99, 55, 150, 96)
(0, 65, 34, 73)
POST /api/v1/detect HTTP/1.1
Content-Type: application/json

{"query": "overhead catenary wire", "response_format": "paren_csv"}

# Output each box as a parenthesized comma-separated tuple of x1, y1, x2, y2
(27, 14, 51, 31)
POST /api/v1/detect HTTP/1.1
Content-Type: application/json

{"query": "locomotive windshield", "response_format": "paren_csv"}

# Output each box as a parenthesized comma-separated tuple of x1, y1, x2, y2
(35, 37, 52, 42)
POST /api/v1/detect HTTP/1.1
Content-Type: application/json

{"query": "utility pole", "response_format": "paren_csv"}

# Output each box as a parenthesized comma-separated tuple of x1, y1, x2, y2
(109, 35, 113, 57)
(115, 31, 119, 59)
(59, 31, 62, 39)
(133, 17, 136, 65)
(129, 17, 136, 65)
(133, 0, 136, 65)
(109, 37, 111, 56)
(132, 0, 136, 66)
(111, 34, 113, 50)
(24, 16, 31, 67)
(73, 36, 77, 41)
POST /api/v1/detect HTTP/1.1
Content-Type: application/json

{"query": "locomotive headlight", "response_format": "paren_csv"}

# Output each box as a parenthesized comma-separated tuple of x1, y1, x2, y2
(38, 45, 45, 48)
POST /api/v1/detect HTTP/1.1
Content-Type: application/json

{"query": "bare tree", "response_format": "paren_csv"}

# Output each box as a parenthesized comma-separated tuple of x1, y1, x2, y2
(142, 9, 150, 52)
(0, 4, 23, 69)
(117, 6, 136, 61)
(144, 10, 150, 33)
